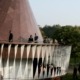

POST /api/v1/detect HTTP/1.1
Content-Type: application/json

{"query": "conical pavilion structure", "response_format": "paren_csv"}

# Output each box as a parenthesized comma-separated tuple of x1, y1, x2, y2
(0, 0, 71, 80)
(0, 0, 43, 42)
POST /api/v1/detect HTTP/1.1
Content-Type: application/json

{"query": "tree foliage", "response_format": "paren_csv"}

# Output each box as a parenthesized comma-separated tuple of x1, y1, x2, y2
(41, 25, 80, 60)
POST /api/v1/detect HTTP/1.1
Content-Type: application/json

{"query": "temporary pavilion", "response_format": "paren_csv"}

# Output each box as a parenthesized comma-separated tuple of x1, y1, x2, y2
(0, 0, 71, 80)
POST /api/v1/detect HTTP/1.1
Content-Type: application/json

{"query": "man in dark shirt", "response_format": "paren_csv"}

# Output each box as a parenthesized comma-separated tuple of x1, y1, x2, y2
(9, 31, 13, 42)
(28, 35, 33, 43)
(78, 64, 80, 74)
(34, 33, 38, 43)
(73, 67, 78, 80)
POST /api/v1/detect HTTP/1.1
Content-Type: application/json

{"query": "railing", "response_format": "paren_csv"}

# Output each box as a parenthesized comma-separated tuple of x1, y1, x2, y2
(0, 42, 71, 80)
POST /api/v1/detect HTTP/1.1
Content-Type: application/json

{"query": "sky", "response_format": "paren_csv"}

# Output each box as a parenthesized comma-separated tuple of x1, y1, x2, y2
(29, 0, 80, 27)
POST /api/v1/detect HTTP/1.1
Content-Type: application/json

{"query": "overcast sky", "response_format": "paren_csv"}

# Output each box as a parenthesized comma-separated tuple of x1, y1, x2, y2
(29, 0, 80, 27)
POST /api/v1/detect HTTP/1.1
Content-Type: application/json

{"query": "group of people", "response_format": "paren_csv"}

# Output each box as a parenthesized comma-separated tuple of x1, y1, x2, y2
(38, 64, 61, 76)
(46, 64, 61, 76)
(8, 30, 53, 44)
(43, 36, 53, 43)
(8, 30, 39, 43)
(28, 33, 38, 43)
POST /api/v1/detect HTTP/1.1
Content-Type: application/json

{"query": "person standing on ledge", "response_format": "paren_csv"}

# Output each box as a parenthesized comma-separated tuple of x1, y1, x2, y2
(28, 35, 33, 43)
(9, 31, 13, 42)
(34, 33, 38, 43)
(73, 67, 78, 80)
(78, 63, 80, 75)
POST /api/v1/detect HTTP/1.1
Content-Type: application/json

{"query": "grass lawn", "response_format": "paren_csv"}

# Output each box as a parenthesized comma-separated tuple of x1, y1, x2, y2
(62, 73, 80, 80)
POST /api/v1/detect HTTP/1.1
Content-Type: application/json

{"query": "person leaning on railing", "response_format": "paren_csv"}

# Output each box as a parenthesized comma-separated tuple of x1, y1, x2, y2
(9, 30, 13, 42)
(34, 33, 38, 43)
(28, 34, 39, 43)
(28, 35, 33, 43)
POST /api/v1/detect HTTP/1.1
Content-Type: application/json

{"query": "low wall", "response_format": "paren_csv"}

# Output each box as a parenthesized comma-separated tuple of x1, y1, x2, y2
(0, 42, 71, 80)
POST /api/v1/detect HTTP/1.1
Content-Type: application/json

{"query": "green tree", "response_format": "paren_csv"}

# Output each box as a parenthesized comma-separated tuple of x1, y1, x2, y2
(42, 25, 60, 38)
(42, 25, 80, 64)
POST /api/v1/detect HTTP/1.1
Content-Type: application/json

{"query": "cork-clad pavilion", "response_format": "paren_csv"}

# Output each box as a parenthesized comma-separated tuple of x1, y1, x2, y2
(0, 0, 43, 42)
